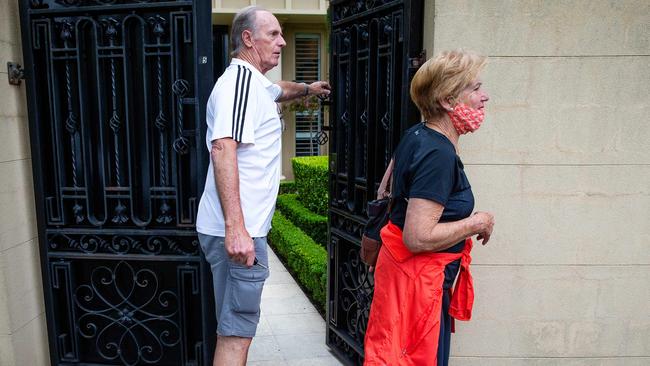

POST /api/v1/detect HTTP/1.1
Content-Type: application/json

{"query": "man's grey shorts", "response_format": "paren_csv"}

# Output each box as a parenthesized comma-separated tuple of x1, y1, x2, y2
(198, 233, 270, 338)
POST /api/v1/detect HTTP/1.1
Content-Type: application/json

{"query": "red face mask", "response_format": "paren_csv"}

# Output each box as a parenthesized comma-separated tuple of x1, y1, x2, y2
(447, 103, 485, 135)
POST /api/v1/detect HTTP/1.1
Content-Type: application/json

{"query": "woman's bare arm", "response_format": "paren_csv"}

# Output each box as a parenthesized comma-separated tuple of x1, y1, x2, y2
(402, 198, 494, 253)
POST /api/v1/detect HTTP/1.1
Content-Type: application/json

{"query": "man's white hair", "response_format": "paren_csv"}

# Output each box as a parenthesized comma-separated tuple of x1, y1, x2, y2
(231, 5, 266, 57)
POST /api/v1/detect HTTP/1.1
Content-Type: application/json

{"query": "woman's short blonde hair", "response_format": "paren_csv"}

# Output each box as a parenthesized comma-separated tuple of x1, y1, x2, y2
(410, 50, 487, 121)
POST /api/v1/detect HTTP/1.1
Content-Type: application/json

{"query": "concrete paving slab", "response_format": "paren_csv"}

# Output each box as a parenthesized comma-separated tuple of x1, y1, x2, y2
(247, 245, 343, 365)
(275, 333, 334, 360)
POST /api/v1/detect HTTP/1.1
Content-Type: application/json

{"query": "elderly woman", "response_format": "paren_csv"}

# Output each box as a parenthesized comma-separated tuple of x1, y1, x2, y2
(363, 50, 495, 366)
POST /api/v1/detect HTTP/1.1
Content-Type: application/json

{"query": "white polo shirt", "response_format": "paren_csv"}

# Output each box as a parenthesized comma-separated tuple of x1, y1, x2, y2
(197, 58, 283, 237)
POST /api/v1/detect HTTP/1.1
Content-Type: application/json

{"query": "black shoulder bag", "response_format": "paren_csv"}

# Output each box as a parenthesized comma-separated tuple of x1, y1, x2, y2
(360, 166, 394, 266)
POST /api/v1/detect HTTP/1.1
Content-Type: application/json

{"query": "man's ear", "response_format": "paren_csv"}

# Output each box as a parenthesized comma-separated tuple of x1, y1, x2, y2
(242, 29, 254, 48)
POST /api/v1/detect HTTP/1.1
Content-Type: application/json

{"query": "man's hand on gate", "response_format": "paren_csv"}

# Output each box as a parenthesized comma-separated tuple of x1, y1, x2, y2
(225, 226, 255, 267)
(308, 81, 331, 98)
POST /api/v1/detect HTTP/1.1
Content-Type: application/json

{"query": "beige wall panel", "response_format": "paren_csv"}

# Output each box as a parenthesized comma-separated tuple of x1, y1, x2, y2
(0, 256, 9, 335)
(451, 266, 650, 357)
(432, 0, 650, 56)
(459, 57, 650, 165)
(0, 117, 31, 163)
(0, 39, 20, 68)
(1, 239, 43, 332)
(0, 0, 21, 64)
(449, 357, 650, 366)
(0, 335, 16, 366)
(293, 0, 320, 10)
(257, 0, 284, 9)
(221, 0, 250, 9)
(11, 314, 48, 366)
(0, 81, 27, 120)
(0, 160, 36, 252)
(281, 124, 296, 180)
(463, 165, 649, 265)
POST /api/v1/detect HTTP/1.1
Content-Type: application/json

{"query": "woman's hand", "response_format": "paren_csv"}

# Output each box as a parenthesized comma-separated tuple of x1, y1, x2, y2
(470, 211, 495, 245)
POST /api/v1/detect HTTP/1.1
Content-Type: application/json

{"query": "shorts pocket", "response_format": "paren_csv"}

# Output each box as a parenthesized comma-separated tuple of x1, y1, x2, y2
(228, 266, 269, 314)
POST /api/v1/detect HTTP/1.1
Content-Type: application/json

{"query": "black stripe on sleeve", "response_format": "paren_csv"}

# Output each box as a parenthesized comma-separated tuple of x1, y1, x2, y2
(232, 65, 242, 139)
(238, 69, 253, 142)
(234, 67, 249, 142)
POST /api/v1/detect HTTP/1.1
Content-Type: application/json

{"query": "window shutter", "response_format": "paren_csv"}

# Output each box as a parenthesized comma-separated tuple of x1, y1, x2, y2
(294, 34, 321, 156)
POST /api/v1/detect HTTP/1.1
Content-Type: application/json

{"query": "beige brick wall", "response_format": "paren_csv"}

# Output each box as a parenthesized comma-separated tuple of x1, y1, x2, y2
(0, 0, 48, 365)
(424, 0, 650, 364)
(214, 0, 328, 13)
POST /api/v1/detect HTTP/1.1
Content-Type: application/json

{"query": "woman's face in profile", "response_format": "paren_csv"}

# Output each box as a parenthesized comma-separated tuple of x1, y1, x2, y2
(458, 78, 489, 111)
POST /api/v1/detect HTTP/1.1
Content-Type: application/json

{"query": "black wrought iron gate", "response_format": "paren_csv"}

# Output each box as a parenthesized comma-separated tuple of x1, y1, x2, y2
(327, 0, 424, 364)
(18, 1, 214, 365)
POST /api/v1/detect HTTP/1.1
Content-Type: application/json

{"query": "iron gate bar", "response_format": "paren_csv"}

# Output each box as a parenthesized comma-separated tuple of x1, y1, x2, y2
(19, 0, 214, 364)
(49, 253, 202, 261)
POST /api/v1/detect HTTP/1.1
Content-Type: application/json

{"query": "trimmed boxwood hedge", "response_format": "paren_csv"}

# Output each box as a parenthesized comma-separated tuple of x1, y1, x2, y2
(292, 156, 328, 216)
(276, 194, 327, 247)
(268, 211, 327, 312)
(279, 180, 297, 195)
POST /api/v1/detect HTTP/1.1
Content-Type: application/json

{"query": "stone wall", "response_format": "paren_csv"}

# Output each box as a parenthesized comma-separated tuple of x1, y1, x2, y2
(0, 0, 48, 365)
(424, 1, 649, 364)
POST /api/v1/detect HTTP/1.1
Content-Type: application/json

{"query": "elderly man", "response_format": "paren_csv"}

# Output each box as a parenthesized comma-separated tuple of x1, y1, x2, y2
(196, 5, 331, 366)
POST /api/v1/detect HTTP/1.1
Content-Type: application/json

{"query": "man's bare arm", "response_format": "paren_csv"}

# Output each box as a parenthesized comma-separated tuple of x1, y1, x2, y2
(211, 138, 255, 266)
(275, 80, 331, 102)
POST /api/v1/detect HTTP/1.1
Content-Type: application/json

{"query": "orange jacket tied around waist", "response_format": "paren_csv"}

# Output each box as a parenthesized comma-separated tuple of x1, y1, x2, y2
(363, 222, 474, 366)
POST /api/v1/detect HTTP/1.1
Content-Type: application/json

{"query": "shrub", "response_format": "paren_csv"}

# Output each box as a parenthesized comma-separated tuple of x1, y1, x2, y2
(276, 194, 327, 247)
(279, 180, 297, 195)
(292, 156, 328, 215)
(268, 211, 327, 311)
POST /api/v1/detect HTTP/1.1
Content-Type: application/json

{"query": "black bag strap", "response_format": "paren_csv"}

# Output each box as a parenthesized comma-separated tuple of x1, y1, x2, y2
(384, 161, 395, 213)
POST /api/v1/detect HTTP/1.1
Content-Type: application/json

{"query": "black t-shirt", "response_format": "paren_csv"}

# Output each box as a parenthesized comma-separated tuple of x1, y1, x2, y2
(389, 123, 475, 287)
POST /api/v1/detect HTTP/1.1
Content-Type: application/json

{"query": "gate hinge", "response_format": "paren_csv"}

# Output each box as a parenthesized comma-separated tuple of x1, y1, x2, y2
(408, 50, 427, 69)
(7, 62, 25, 86)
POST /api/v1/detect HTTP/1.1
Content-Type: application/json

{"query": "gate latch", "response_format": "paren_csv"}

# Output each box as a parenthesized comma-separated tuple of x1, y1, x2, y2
(7, 62, 25, 86)
(408, 50, 427, 69)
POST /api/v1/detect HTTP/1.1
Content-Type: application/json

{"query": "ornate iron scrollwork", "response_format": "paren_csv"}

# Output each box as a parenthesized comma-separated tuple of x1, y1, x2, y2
(48, 233, 200, 256)
(74, 261, 181, 365)
(172, 79, 190, 155)
(149, 15, 174, 225)
(55, 0, 156, 6)
(59, 20, 86, 224)
(339, 247, 373, 343)
(30, 0, 48, 9)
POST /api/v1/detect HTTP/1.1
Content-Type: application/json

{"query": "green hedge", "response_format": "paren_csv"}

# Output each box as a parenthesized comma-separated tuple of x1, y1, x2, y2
(276, 194, 327, 247)
(279, 180, 297, 195)
(292, 156, 328, 216)
(268, 211, 327, 311)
